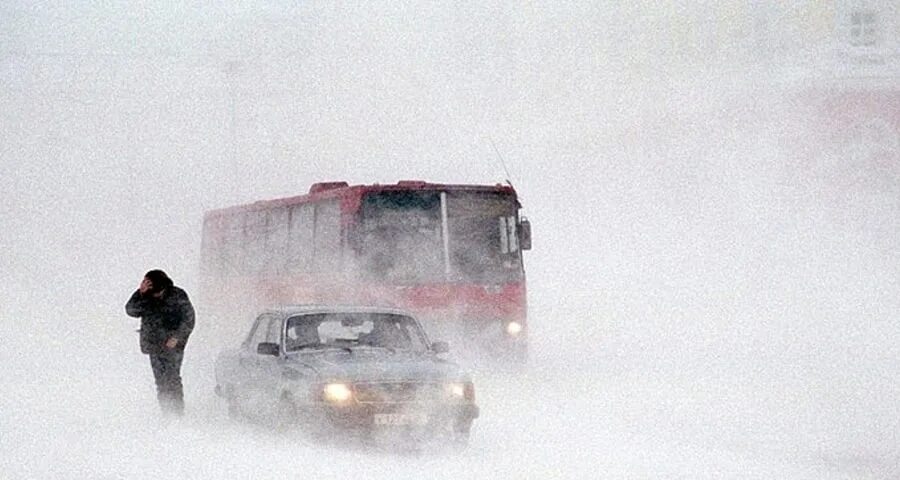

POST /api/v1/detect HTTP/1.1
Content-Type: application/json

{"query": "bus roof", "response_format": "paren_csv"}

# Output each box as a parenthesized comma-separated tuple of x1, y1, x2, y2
(203, 181, 519, 219)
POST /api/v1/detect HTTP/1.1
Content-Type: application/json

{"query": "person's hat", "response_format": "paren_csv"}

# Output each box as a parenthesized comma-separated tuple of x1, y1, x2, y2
(144, 269, 173, 292)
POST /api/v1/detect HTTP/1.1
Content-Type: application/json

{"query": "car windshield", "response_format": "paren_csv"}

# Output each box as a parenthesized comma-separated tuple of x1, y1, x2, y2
(284, 312, 428, 353)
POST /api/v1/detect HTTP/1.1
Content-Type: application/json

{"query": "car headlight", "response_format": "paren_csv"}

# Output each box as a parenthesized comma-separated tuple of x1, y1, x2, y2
(448, 383, 466, 398)
(323, 383, 353, 403)
(446, 382, 475, 402)
(505, 321, 523, 336)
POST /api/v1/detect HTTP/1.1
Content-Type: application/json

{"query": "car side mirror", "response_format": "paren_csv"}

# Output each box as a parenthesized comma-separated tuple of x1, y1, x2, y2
(518, 218, 532, 250)
(432, 341, 449, 354)
(257, 342, 280, 356)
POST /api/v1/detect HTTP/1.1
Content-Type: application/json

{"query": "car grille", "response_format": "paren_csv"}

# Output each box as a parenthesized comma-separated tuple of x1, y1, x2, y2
(353, 381, 443, 404)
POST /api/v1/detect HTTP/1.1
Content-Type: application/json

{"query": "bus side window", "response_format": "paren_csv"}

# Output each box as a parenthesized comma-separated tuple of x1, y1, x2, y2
(222, 213, 246, 275)
(288, 204, 314, 272)
(266, 208, 289, 273)
(314, 201, 341, 272)
(245, 210, 267, 274)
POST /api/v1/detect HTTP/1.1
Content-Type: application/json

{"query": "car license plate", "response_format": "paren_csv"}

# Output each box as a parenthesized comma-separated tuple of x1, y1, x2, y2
(373, 413, 428, 426)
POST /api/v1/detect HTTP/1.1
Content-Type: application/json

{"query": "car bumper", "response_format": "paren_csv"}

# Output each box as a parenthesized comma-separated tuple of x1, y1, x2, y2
(296, 402, 479, 437)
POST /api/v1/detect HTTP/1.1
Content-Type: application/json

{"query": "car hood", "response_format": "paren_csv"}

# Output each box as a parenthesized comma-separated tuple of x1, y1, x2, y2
(287, 349, 469, 383)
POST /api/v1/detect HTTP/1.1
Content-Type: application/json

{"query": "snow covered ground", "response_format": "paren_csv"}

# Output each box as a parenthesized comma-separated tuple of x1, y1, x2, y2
(2, 295, 898, 479)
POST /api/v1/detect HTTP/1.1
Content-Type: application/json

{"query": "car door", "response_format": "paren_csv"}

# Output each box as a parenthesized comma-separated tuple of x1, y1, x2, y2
(255, 313, 286, 413)
(236, 314, 277, 410)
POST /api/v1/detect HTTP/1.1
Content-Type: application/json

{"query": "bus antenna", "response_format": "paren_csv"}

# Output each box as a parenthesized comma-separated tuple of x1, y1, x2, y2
(489, 136, 514, 188)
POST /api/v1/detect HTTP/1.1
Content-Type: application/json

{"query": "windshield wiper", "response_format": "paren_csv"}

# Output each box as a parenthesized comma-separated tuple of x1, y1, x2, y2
(290, 343, 353, 353)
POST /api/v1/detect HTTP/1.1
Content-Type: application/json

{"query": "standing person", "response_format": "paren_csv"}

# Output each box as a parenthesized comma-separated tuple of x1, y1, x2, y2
(125, 270, 195, 416)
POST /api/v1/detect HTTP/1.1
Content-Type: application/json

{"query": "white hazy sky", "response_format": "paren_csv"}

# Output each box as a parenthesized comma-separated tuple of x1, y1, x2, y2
(1, 2, 898, 479)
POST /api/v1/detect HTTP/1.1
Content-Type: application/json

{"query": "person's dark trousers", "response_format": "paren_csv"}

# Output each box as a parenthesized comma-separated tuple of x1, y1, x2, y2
(149, 351, 185, 415)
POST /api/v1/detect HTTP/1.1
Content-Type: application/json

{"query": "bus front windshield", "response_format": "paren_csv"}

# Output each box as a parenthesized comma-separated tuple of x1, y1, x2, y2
(357, 190, 523, 284)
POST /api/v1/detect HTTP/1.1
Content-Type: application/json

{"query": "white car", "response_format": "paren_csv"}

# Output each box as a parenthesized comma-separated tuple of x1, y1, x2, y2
(215, 305, 479, 445)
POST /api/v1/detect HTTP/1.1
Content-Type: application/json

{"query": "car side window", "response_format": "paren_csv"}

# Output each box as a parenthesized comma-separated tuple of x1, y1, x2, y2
(265, 316, 283, 346)
(246, 314, 271, 351)
(396, 318, 428, 352)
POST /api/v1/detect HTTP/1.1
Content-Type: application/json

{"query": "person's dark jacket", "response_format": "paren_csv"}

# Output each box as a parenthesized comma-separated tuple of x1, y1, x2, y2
(125, 286, 195, 355)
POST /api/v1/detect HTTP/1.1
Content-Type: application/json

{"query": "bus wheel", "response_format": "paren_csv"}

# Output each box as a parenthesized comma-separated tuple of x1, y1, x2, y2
(451, 419, 472, 449)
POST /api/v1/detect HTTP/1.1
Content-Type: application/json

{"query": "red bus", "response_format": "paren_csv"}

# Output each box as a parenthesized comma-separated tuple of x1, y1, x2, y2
(199, 180, 532, 363)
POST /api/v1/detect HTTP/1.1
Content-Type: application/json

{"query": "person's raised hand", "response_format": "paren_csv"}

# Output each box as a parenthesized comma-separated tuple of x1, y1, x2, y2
(139, 278, 153, 295)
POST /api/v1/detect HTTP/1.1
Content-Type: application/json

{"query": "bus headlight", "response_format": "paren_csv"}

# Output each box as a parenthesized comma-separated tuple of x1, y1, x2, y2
(446, 382, 475, 402)
(505, 321, 523, 336)
(323, 383, 353, 403)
